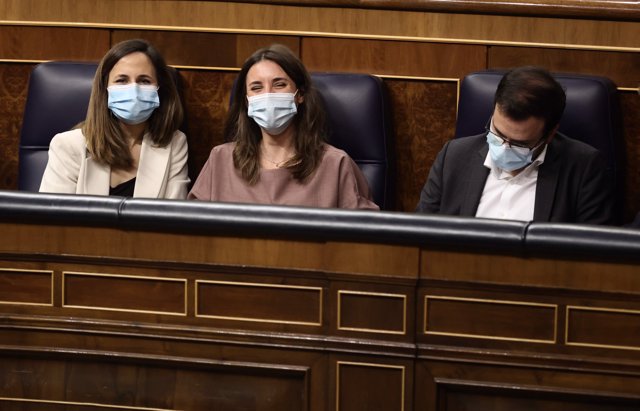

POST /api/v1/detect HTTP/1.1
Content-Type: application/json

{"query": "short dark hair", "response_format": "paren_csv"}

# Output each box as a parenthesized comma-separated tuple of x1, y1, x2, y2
(494, 66, 566, 135)
(225, 44, 328, 184)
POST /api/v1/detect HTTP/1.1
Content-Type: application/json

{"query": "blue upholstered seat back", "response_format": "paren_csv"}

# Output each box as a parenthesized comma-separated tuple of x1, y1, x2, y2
(19, 61, 98, 192)
(311, 73, 394, 209)
(455, 70, 623, 207)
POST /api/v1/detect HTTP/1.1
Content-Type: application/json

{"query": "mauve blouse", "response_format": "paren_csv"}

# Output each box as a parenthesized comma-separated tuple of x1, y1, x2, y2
(188, 142, 379, 210)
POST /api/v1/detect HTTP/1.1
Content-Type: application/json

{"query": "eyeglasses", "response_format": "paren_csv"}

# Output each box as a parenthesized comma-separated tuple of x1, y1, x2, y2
(485, 119, 546, 152)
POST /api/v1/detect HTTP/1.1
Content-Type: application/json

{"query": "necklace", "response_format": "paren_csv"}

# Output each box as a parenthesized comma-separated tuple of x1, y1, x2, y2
(262, 152, 297, 168)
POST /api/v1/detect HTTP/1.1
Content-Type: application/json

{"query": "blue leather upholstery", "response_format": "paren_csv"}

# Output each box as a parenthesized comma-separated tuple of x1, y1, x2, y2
(455, 69, 624, 211)
(312, 73, 394, 209)
(19, 61, 98, 192)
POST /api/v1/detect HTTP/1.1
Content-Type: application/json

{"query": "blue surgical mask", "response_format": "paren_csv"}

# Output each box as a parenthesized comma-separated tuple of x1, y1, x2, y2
(247, 91, 298, 135)
(107, 83, 160, 125)
(486, 132, 534, 171)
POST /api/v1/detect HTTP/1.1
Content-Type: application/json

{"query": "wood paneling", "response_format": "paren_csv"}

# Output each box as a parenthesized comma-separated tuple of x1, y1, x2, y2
(0, 354, 308, 410)
(338, 290, 407, 334)
(621, 91, 640, 222)
(2, 220, 640, 409)
(424, 295, 557, 343)
(196, 280, 322, 325)
(386, 79, 458, 211)
(178, 70, 235, 182)
(489, 46, 640, 89)
(336, 361, 406, 411)
(112, 30, 300, 68)
(567, 306, 640, 350)
(233, 0, 640, 20)
(302, 38, 486, 78)
(421, 250, 640, 293)
(0, 26, 109, 61)
(0, 63, 32, 190)
(63, 272, 187, 315)
(2, 0, 638, 49)
(0, 269, 51, 305)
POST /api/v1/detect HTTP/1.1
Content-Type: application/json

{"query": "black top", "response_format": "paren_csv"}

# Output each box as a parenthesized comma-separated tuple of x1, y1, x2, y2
(109, 177, 136, 197)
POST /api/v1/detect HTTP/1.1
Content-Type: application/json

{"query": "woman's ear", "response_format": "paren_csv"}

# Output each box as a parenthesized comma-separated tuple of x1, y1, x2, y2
(295, 89, 304, 105)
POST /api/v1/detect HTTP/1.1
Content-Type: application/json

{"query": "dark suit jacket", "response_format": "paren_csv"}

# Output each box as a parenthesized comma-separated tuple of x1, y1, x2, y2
(416, 133, 616, 225)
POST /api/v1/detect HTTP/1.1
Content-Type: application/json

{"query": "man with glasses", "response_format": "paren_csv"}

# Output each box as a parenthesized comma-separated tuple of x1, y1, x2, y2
(416, 66, 615, 224)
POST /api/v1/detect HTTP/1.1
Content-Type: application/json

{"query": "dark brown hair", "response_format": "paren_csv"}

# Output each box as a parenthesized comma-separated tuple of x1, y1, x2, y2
(494, 66, 566, 136)
(83, 38, 183, 169)
(225, 44, 328, 184)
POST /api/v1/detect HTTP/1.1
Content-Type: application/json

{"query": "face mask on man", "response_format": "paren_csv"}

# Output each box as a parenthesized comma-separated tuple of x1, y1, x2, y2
(107, 83, 160, 125)
(247, 91, 298, 135)
(486, 131, 535, 172)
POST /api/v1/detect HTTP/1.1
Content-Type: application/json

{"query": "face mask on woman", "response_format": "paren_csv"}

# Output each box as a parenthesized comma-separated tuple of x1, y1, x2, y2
(107, 83, 160, 125)
(247, 91, 298, 135)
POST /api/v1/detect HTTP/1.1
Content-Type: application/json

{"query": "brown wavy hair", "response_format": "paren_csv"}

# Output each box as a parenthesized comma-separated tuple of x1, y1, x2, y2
(82, 39, 183, 169)
(224, 44, 328, 184)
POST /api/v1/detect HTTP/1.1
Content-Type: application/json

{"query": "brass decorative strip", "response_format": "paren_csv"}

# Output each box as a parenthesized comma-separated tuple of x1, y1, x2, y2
(62, 272, 187, 316)
(336, 361, 405, 411)
(1, 20, 638, 52)
(0, 267, 53, 307)
(0, 397, 178, 410)
(424, 295, 558, 344)
(565, 305, 640, 351)
(337, 290, 407, 335)
(195, 280, 323, 326)
(0, 59, 630, 93)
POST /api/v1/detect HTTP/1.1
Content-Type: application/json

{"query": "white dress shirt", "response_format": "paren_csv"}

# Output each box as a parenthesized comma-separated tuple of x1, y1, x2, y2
(475, 146, 548, 221)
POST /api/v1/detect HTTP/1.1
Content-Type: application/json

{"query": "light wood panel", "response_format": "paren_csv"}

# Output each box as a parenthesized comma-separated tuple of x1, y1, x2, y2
(112, 30, 300, 68)
(421, 250, 640, 294)
(489, 46, 640, 89)
(1, 0, 638, 49)
(0, 26, 109, 61)
(302, 37, 486, 78)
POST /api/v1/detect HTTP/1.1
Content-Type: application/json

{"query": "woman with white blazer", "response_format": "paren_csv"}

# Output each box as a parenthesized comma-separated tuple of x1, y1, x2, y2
(40, 39, 189, 199)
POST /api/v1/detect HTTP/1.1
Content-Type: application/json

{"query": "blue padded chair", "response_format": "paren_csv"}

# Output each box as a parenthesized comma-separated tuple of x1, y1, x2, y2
(455, 69, 624, 213)
(19, 61, 98, 192)
(312, 73, 394, 210)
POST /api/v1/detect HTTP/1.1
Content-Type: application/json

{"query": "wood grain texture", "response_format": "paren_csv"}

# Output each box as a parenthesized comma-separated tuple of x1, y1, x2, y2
(620, 91, 640, 223)
(178, 70, 236, 183)
(0, 26, 109, 61)
(302, 37, 486, 78)
(0, 63, 31, 190)
(1, 0, 638, 49)
(112, 30, 300, 68)
(489, 46, 640, 89)
(231, 0, 640, 20)
(385, 79, 458, 211)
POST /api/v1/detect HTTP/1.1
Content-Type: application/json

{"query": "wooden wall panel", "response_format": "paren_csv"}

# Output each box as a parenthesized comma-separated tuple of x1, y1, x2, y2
(0, 26, 109, 61)
(386, 79, 458, 211)
(0, 63, 31, 190)
(0, 354, 308, 410)
(179, 70, 235, 182)
(112, 30, 301, 68)
(336, 361, 406, 411)
(2, 0, 638, 49)
(0, 269, 52, 305)
(488, 46, 640, 89)
(63, 272, 187, 315)
(302, 38, 486, 78)
(621, 92, 640, 222)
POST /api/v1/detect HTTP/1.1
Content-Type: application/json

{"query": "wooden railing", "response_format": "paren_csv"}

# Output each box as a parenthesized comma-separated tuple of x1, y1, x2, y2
(1, 191, 640, 410)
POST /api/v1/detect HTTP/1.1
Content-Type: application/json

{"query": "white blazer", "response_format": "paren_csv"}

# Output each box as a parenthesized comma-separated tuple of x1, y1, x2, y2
(39, 128, 190, 199)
